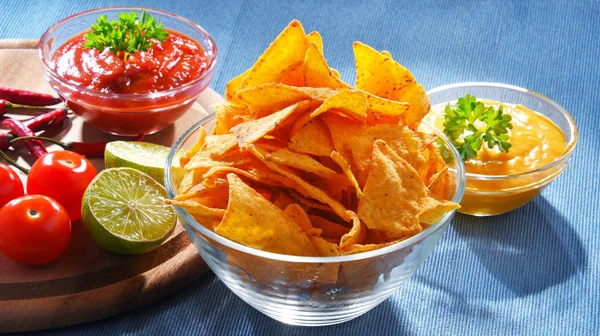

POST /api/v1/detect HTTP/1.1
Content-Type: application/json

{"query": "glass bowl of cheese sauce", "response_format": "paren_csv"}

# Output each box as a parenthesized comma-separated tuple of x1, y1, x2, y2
(424, 82, 578, 216)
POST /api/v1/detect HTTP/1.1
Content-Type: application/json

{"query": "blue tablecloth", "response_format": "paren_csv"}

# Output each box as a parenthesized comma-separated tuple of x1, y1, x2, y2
(2, 0, 598, 334)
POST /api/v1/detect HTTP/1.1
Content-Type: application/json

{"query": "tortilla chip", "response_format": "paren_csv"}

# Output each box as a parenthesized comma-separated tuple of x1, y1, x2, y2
(247, 145, 350, 221)
(215, 174, 318, 256)
(310, 235, 341, 283)
(295, 87, 338, 100)
(203, 166, 286, 189)
(304, 42, 351, 89)
(213, 103, 249, 135)
(231, 101, 312, 147)
(320, 113, 366, 170)
(348, 124, 428, 176)
(357, 140, 427, 239)
(239, 20, 308, 90)
(287, 189, 334, 212)
(273, 190, 296, 210)
(173, 185, 228, 203)
(381, 50, 393, 58)
(331, 69, 341, 78)
(353, 43, 429, 127)
(418, 197, 460, 225)
(185, 154, 248, 171)
(180, 126, 208, 167)
(202, 134, 239, 159)
(311, 236, 339, 256)
(310, 89, 367, 122)
(284, 204, 316, 232)
(261, 147, 339, 179)
(365, 93, 410, 120)
(354, 42, 414, 100)
(397, 82, 430, 128)
(339, 239, 401, 255)
(427, 166, 448, 191)
(236, 83, 313, 118)
(429, 170, 450, 200)
(306, 31, 323, 54)
(278, 61, 305, 87)
(225, 70, 249, 106)
(330, 151, 362, 197)
(339, 211, 367, 248)
(289, 118, 335, 156)
(178, 168, 209, 194)
(166, 198, 226, 230)
(309, 215, 349, 240)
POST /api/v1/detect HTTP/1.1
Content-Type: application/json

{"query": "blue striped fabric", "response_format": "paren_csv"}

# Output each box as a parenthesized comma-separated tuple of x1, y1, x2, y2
(2, 0, 598, 334)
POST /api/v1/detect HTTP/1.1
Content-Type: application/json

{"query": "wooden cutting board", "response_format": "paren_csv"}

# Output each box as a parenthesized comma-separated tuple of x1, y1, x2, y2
(0, 40, 221, 333)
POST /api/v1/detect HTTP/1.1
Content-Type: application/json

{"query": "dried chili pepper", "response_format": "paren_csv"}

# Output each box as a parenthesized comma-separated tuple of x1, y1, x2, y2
(1, 119, 48, 159)
(0, 87, 61, 106)
(10, 134, 145, 158)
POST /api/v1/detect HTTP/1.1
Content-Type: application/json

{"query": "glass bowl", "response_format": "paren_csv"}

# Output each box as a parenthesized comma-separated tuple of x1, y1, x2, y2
(426, 82, 578, 216)
(38, 7, 217, 136)
(164, 114, 465, 326)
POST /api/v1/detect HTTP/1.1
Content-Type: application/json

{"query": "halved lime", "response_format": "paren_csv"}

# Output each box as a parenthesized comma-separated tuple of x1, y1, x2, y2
(82, 168, 176, 255)
(104, 141, 183, 186)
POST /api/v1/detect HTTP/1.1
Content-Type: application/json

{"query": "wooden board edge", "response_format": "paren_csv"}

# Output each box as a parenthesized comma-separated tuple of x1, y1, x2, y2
(0, 244, 207, 333)
(0, 230, 192, 300)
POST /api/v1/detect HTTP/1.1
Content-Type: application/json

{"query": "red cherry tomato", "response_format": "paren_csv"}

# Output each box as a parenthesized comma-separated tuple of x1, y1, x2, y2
(0, 195, 71, 265)
(0, 163, 24, 208)
(27, 151, 97, 221)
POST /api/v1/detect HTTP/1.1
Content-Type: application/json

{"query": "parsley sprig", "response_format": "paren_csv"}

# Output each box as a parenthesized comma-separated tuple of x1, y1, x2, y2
(443, 94, 513, 161)
(83, 10, 168, 60)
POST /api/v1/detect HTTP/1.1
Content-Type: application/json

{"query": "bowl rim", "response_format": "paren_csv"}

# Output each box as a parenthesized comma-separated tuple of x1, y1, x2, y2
(164, 114, 466, 264)
(38, 6, 218, 102)
(427, 82, 579, 183)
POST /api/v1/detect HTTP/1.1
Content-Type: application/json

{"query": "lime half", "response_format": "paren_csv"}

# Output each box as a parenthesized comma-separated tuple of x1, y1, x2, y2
(104, 141, 183, 186)
(82, 168, 176, 255)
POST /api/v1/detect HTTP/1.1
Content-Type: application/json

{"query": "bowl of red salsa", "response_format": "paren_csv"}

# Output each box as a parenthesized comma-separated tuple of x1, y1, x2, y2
(38, 7, 217, 136)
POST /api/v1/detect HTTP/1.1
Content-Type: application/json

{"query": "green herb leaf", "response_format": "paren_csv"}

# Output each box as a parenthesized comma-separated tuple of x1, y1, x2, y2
(83, 10, 168, 60)
(442, 94, 513, 161)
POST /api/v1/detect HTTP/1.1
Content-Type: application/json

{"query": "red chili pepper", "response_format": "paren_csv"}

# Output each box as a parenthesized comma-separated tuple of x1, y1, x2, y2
(20, 108, 68, 133)
(0, 87, 61, 106)
(0, 133, 9, 151)
(0, 109, 68, 151)
(1, 119, 47, 159)
(0, 98, 58, 117)
(10, 134, 145, 158)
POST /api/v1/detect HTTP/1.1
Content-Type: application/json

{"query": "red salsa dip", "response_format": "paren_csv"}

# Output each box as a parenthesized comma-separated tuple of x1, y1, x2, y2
(51, 29, 209, 94)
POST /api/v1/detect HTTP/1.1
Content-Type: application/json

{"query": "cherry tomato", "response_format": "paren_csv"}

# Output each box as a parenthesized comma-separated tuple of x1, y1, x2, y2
(0, 195, 71, 265)
(0, 163, 24, 208)
(27, 151, 97, 221)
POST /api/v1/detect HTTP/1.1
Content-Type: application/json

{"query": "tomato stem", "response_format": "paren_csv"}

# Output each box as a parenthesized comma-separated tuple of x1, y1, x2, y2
(0, 149, 30, 174)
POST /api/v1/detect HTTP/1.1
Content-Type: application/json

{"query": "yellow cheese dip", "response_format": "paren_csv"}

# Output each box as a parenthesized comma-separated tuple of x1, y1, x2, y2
(425, 99, 567, 215)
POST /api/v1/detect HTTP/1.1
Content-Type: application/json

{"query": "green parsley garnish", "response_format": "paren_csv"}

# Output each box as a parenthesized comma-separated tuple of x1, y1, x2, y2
(443, 94, 513, 161)
(83, 10, 168, 60)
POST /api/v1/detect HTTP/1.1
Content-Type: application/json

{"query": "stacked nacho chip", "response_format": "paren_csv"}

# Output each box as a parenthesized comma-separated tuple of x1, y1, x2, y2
(169, 20, 459, 257)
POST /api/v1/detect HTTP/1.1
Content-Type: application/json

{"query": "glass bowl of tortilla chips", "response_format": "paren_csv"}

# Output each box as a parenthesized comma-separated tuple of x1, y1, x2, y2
(165, 115, 465, 326)
(164, 20, 465, 325)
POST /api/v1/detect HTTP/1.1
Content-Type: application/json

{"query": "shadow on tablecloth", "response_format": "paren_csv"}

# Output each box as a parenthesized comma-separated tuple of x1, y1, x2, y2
(420, 196, 586, 300)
